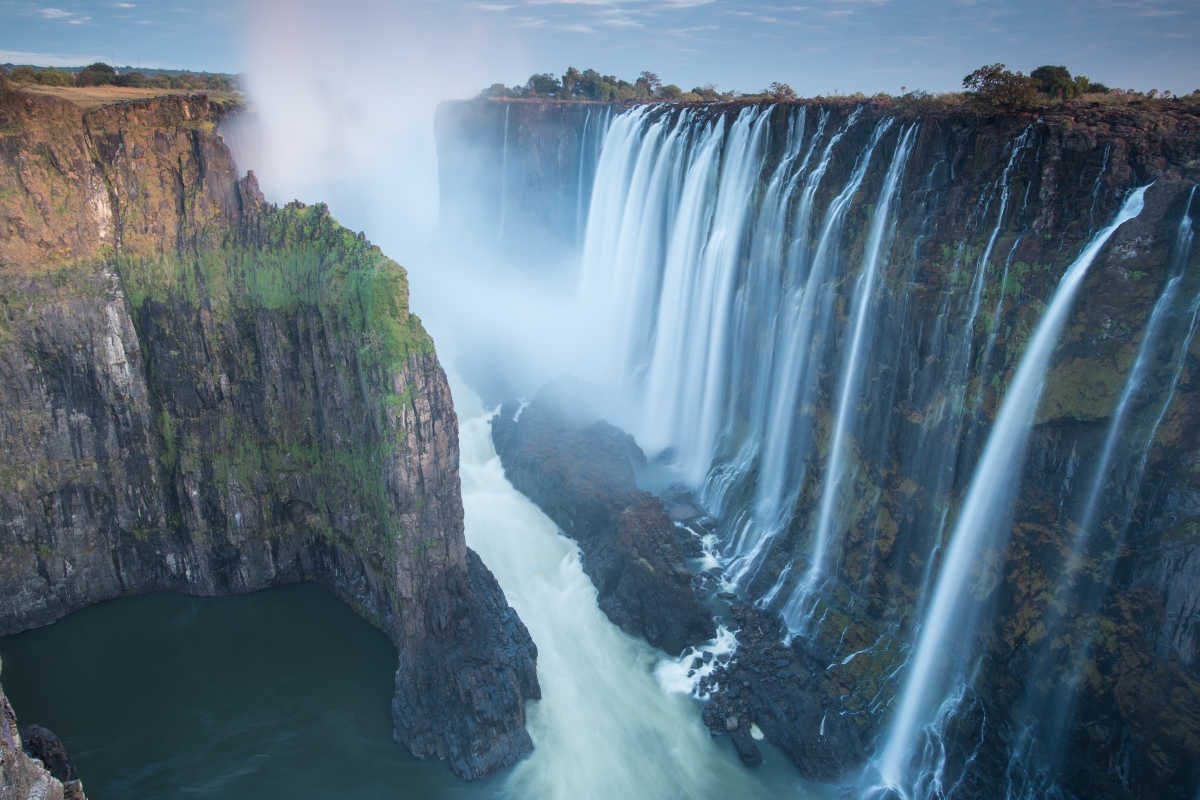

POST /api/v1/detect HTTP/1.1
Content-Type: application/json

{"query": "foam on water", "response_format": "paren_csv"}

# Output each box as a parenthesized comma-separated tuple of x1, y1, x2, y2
(453, 378, 827, 800)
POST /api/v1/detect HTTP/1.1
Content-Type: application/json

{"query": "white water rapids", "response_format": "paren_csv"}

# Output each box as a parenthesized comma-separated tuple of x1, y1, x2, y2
(452, 379, 828, 800)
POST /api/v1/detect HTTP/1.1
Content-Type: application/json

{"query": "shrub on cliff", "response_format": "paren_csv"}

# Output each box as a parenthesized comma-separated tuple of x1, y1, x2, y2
(767, 82, 798, 101)
(1030, 65, 1109, 99)
(963, 63, 1041, 112)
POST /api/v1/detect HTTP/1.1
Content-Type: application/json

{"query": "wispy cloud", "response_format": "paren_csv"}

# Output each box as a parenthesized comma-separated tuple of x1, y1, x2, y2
(0, 48, 101, 66)
(38, 8, 72, 18)
(475, 3, 514, 9)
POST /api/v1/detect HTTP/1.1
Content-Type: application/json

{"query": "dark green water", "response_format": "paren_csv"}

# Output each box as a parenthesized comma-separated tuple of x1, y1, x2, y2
(0, 583, 499, 799)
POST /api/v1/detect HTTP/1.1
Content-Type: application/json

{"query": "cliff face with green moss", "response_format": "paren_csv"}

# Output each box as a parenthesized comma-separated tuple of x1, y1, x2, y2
(0, 91, 539, 779)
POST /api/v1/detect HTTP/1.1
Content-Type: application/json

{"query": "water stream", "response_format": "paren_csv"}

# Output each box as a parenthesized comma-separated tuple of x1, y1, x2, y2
(452, 379, 827, 800)
(873, 185, 1150, 797)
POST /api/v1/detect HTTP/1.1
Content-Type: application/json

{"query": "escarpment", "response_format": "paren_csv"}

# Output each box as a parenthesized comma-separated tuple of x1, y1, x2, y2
(443, 96, 1200, 798)
(0, 90, 538, 779)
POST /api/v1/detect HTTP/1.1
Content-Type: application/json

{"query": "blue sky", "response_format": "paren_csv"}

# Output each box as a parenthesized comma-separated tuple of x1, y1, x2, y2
(3, 0, 1198, 97)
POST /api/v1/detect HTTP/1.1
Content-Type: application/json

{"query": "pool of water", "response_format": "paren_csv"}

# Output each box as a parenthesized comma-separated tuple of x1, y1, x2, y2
(0, 391, 827, 800)
(0, 583, 497, 800)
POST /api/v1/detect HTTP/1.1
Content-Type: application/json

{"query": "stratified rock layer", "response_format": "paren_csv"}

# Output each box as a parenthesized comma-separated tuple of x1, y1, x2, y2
(0, 89, 538, 778)
(491, 382, 714, 655)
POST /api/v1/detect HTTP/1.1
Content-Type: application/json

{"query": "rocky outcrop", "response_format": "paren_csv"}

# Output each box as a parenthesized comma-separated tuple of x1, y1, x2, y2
(490, 382, 714, 655)
(0, 90, 538, 778)
(18, 725, 84, 799)
(1, 662, 86, 800)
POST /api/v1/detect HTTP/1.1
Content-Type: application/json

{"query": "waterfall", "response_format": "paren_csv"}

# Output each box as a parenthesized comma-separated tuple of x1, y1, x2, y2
(575, 108, 592, 249)
(748, 107, 864, 566)
(498, 103, 510, 241)
(875, 185, 1150, 795)
(706, 106, 811, 524)
(1006, 185, 1199, 796)
(579, 104, 775, 484)
(781, 122, 918, 634)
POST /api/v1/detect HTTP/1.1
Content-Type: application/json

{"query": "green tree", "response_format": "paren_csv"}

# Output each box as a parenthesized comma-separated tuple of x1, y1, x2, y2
(34, 67, 75, 86)
(9, 65, 36, 83)
(635, 71, 661, 98)
(963, 63, 1041, 111)
(768, 81, 798, 101)
(77, 62, 116, 87)
(525, 73, 560, 97)
(1031, 65, 1076, 98)
(562, 66, 582, 96)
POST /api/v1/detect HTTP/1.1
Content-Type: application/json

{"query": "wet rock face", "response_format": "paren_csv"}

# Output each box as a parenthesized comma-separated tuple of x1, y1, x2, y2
(448, 97, 1200, 796)
(490, 382, 715, 656)
(0, 671, 85, 800)
(0, 91, 537, 778)
(19, 725, 80, 789)
(698, 604, 870, 780)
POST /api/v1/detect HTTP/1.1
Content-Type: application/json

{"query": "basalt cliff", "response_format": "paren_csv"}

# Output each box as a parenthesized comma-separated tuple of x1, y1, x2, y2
(440, 96, 1200, 799)
(0, 89, 539, 780)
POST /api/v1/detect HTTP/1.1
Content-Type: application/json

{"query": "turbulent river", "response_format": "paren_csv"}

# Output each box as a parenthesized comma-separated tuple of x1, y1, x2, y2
(0, 380, 828, 799)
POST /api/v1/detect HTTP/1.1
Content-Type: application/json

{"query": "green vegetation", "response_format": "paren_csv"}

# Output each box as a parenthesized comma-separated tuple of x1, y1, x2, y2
(1030, 65, 1108, 99)
(482, 64, 1195, 108)
(0, 62, 239, 92)
(479, 68, 750, 103)
(962, 63, 1042, 111)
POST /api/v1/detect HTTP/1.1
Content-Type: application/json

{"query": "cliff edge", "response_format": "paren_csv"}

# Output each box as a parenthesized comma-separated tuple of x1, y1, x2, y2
(0, 89, 538, 779)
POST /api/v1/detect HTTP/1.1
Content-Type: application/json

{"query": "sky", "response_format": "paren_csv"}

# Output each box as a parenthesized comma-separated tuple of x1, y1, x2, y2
(2, 0, 1199, 97)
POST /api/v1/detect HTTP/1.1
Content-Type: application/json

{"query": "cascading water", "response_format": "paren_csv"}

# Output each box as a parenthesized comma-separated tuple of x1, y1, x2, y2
(580, 104, 775, 485)
(1005, 185, 1199, 797)
(451, 96, 1199, 798)
(498, 103, 510, 241)
(780, 122, 917, 634)
(874, 185, 1150, 797)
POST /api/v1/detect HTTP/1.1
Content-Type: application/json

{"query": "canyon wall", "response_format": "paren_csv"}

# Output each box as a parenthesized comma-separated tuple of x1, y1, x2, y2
(0, 89, 539, 779)
(439, 97, 1200, 798)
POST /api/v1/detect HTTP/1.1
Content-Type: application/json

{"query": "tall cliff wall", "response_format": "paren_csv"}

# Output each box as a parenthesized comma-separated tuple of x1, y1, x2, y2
(435, 100, 607, 268)
(0, 90, 539, 779)
(438, 97, 1200, 798)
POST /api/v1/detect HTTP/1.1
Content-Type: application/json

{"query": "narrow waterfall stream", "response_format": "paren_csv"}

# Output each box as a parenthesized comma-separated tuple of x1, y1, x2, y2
(451, 379, 828, 800)
(874, 185, 1151, 796)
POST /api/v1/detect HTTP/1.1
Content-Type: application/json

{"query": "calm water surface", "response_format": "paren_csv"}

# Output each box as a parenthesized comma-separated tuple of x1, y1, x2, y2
(0, 583, 499, 799)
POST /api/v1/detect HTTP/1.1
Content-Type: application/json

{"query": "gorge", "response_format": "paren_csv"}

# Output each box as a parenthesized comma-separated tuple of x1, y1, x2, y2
(2, 76, 1199, 800)
(439, 95, 1200, 799)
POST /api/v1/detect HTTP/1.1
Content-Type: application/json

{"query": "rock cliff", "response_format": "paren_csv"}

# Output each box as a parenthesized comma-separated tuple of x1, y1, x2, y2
(491, 382, 714, 656)
(0, 89, 538, 779)
(441, 96, 1200, 798)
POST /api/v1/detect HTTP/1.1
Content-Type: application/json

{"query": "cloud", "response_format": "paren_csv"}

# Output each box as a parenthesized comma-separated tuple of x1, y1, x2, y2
(476, 3, 514, 8)
(117, 2, 136, 6)
(38, 8, 72, 18)
(0, 48, 101, 66)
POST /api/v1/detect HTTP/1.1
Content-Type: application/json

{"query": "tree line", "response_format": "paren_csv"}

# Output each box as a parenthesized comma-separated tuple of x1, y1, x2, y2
(963, 63, 1197, 111)
(479, 69, 766, 103)
(480, 64, 1196, 110)
(0, 63, 238, 92)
